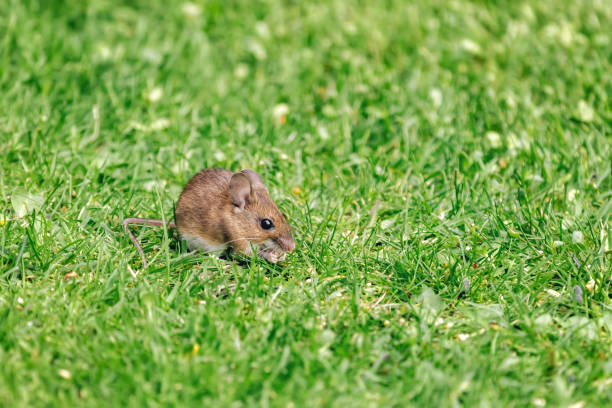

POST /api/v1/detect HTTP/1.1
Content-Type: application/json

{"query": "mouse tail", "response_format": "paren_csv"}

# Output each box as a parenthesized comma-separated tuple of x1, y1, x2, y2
(122, 218, 176, 267)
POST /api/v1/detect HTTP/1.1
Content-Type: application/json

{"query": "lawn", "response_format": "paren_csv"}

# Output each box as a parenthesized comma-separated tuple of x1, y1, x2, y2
(1, 0, 611, 406)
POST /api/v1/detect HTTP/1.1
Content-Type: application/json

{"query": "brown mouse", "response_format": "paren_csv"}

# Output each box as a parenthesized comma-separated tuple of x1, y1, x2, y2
(123, 168, 296, 266)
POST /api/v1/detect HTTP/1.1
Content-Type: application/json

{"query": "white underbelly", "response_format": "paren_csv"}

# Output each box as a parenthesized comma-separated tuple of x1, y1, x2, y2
(180, 232, 227, 253)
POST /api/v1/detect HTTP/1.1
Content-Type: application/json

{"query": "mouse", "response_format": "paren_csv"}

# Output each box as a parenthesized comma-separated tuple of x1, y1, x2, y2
(123, 168, 296, 267)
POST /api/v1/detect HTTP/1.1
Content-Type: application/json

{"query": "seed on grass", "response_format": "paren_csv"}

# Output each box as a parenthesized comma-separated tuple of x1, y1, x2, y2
(460, 39, 482, 54)
(577, 100, 594, 122)
(585, 279, 595, 292)
(545, 289, 560, 298)
(233, 64, 249, 79)
(486, 131, 502, 148)
(272, 104, 289, 125)
(146, 87, 163, 103)
(181, 2, 202, 18)
(317, 125, 329, 140)
(58, 369, 71, 379)
(454, 333, 470, 341)
(489, 321, 499, 330)
(429, 88, 442, 107)
(150, 118, 170, 131)
(64, 272, 78, 281)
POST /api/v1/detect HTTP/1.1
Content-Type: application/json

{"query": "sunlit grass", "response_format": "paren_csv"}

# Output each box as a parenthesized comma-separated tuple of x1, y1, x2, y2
(0, 0, 611, 406)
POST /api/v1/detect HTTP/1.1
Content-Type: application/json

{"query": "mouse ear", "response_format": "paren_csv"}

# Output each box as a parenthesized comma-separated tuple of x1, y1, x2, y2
(239, 169, 267, 191)
(229, 172, 252, 210)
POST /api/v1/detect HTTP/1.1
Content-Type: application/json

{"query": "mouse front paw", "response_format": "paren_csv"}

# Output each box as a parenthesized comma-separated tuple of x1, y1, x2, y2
(259, 249, 286, 263)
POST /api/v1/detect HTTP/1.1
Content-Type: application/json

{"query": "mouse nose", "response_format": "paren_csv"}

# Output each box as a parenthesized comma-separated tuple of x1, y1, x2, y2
(278, 236, 296, 252)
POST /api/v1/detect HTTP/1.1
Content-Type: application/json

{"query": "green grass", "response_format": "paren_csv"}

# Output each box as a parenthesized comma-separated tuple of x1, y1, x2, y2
(1, 0, 611, 406)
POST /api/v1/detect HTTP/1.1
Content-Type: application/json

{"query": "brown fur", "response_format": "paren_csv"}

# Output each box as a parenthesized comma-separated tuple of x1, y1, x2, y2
(174, 168, 295, 260)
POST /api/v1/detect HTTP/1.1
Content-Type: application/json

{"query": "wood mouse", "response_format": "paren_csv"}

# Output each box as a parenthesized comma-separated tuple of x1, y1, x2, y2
(123, 168, 296, 267)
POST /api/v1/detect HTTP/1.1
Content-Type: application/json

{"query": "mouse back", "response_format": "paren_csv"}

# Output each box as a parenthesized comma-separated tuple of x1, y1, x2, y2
(174, 168, 233, 251)
(175, 168, 295, 262)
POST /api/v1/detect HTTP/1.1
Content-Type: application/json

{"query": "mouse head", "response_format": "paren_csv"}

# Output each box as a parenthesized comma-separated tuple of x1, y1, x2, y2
(229, 169, 296, 262)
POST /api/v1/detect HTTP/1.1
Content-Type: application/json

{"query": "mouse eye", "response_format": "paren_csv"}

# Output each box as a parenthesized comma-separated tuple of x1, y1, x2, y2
(260, 218, 274, 230)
